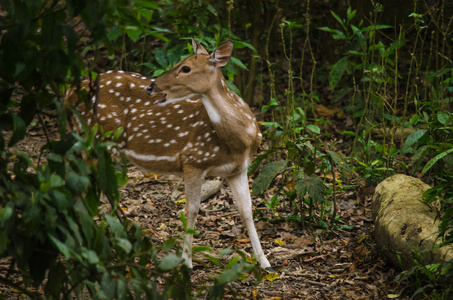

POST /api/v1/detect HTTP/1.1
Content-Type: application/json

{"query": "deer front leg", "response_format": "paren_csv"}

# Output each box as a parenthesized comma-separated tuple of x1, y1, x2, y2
(181, 167, 207, 273)
(226, 170, 273, 272)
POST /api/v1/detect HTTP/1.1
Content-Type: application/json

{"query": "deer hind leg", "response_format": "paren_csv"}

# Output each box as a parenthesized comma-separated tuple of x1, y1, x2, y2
(181, 167, 207, 272)
(226, 170, 273, 271)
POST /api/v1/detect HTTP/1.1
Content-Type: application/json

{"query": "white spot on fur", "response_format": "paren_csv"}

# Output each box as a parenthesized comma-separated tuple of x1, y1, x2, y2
(123, 149, 178, 162)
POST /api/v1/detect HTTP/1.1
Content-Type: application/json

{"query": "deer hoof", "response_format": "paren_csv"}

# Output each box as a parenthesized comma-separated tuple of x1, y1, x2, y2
(264, 267, 276, 273)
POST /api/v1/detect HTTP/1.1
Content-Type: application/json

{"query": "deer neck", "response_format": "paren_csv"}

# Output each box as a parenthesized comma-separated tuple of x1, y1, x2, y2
(200, 77, 260, 153)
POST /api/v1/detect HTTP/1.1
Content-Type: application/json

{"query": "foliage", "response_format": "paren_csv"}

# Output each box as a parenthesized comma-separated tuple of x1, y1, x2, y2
(249, 2, 453, 296)
(396, 250, 453, 299)
(1, 0, 453, 297)
(251, 108, 351, 227)
(0, 0, 259, 298)
(249, 11, 352, 228)
(400, 110, 453, 291)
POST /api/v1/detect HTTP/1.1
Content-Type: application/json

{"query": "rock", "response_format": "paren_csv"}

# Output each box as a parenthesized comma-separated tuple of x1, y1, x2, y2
(200, 180, 222, 202)
(372, 174, 453, 270)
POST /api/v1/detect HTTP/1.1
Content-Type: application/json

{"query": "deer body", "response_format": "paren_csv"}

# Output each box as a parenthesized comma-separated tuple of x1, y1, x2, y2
(67, 39, 273, 272)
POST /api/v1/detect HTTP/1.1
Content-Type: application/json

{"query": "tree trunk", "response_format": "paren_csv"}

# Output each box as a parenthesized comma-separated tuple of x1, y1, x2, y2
(372, 174, 453, 270)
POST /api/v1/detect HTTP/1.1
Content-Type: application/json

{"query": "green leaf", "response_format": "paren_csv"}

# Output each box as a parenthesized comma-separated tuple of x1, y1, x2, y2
(105, 214, 126, 238)
(373, 24, 393, 30)
(125, 26, 142, 43)
(101, 273, 116, 299)
(230, 56, 248, 70)
(261, 121, 283, 129)
(94, 146, 119, 203)
(108, 26, 123, 41)
(8, 113, 26, 146)
(139, 9, 153, 22)
(329, 56, 349, 90)
(327, 150, 352, 176)
(306, 124, 321, 134)
(44, 262, 65, 298)
(0, 206, 13, 225)
(42, 10, 64, 50)
(295, 173, 324, 202)
(82, 248, 99, 264)
(117, 276, 127, 300)
(50, 236, 72, 259)
(330, 10, 345, 29)
(318, 27, 343, 35)
(225, 255, 239, 269)
(180, 211, 187, 229)
(115, 237, 133, 254)
(403, 129, 428, 153)
(422, 148, 453, 173)
(248, 148, 275, 176)
(0, 232, 9, 254)
(206, 4, 218, 16)
(159, 253, 183, 271)
(346, 7, 357, 22)
(342, 130, 356, 136)
(50, 173, 64, 188)
(193, 246, 213, 253)
(410, 145, 429, 166)
(115, 171, 128, 187)
(204, 254, 222, 267)
(219, 248, 233, 256)
(437, 111, 449, 125)
(232, 40, 257, 53)
(162, 237, 176, 251)
(252, 160, 288, 196)
(75, 200, 95, 242)
(66, 171, 90, 194)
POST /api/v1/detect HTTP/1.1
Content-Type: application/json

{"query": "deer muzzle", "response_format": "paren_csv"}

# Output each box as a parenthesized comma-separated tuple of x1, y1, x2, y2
(147, 82, 167, 104)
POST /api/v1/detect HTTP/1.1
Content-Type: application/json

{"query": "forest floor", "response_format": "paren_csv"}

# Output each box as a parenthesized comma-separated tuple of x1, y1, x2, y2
(120, 168, 404, 300)
(1, 110, 411, 300)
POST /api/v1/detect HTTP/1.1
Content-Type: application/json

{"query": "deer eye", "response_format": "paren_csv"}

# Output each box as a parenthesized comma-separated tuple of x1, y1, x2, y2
(181, 66, 191, 73)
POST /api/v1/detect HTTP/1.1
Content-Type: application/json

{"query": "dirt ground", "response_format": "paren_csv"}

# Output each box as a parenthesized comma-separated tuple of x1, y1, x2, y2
(2, 118, 407, 300)
(119, 167, 403, 299)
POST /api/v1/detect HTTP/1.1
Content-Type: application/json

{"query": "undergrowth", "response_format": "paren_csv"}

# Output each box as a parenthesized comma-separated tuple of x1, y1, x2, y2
(0, 0, 452, 298)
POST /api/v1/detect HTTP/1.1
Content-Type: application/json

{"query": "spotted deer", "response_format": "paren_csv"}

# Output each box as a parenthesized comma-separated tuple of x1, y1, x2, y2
(66, 39, 273, 272)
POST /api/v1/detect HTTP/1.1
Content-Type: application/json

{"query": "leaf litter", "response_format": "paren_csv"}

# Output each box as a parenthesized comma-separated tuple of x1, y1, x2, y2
(0, 119, 407, 299)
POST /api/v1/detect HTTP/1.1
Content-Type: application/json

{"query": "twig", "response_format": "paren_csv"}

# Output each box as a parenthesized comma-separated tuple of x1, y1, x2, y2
(0, 274, 40, 299)
(37, 112, 52, 166)
(330, 157, 337, 226)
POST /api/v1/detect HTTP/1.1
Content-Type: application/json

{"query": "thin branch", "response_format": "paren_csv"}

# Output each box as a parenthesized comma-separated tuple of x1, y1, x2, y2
(0, 274, 40, 299)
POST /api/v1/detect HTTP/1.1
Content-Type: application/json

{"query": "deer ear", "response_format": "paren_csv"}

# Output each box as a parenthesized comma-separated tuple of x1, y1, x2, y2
(209, 41, 233, 67)
(192, 38, 209, 55)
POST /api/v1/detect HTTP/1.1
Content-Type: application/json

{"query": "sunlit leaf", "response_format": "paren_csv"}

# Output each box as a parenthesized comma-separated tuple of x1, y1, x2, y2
(275, 239, 286, 246)
(262, 272, 280, 282)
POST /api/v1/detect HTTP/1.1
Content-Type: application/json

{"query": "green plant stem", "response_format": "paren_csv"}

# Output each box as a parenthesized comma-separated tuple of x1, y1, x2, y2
(265, 6, 280, 152)
(329, 159, 337, 226)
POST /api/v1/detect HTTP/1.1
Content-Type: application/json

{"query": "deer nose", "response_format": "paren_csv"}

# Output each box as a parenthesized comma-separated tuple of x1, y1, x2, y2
(146, 82, 154, 95)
